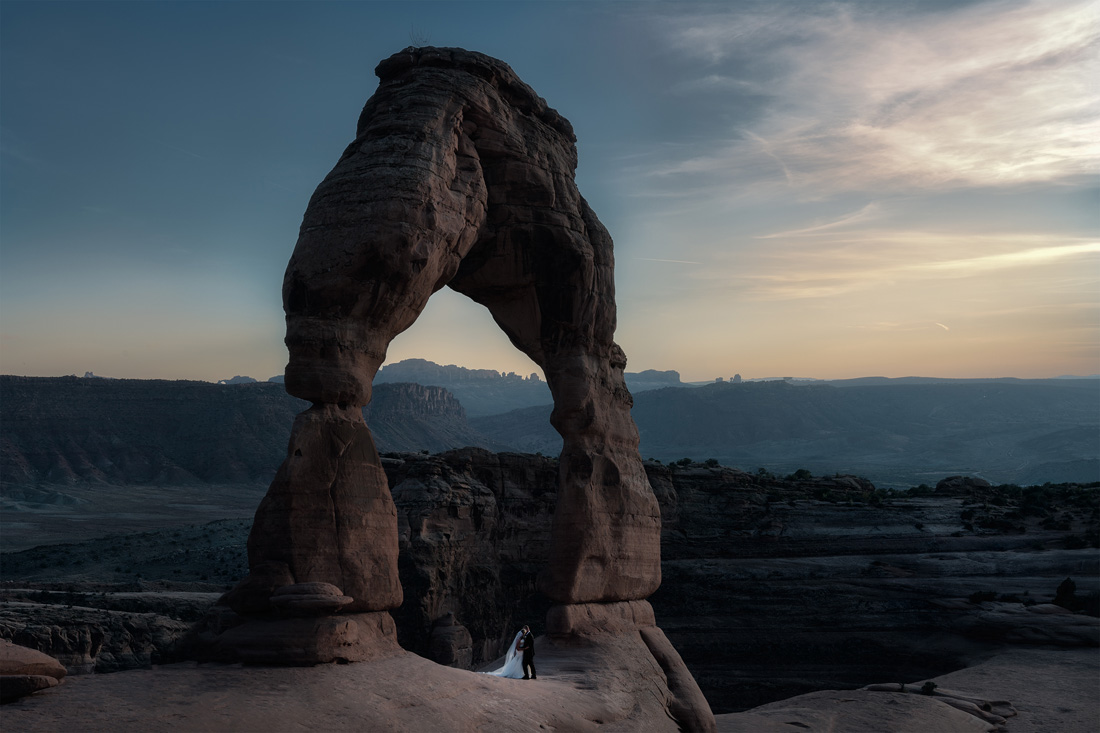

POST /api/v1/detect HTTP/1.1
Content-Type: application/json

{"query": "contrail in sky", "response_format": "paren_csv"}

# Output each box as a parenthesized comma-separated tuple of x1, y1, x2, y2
(635, 257, 702, 265)
(935, 323, 950, 331)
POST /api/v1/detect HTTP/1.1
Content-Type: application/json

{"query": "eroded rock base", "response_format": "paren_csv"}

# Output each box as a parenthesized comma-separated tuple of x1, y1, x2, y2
(214, 611, 401, 666)
(547, 600, 717, 733)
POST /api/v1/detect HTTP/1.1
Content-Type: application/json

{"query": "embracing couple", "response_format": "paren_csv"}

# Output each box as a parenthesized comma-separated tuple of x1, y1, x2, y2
(484, 625, 536, 680)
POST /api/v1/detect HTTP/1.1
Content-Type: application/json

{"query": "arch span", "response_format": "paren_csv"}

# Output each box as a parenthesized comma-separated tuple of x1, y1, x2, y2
(226, 48, 661, 615)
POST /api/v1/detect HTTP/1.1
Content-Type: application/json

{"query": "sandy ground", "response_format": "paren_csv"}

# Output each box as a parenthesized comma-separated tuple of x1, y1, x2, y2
(4, 639, 1096, 732)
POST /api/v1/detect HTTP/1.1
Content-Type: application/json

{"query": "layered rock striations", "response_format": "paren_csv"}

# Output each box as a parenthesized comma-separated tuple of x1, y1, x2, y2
(222, 45, 688, 720)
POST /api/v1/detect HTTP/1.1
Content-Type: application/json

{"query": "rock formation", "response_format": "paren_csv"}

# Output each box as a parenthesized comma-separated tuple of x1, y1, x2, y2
(220, 45, 697, 723)
(264, 45, 660, 608)
(0, 639, 66, 703)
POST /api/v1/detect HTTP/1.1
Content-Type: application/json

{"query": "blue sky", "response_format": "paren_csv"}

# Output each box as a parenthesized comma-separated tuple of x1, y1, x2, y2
(2, 0, 1097, 382)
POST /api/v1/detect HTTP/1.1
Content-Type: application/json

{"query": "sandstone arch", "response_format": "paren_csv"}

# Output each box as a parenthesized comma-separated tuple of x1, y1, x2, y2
(226, 47, 660, 619)
(219, 46, 714, 730)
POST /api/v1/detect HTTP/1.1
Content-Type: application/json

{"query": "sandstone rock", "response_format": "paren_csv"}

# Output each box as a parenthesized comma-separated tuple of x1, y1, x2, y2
(0, 640, 66, 704)
(546, 600, 656, 637)
(234, 404, 401, 615)
(264, 45, 660, 615)
(862, 683, 1016, 725)
(269, 582, 354, 616)
(0, 674, 58, 703)
(545, 601, 716, 731)
(427, 613, 473, 668)
(0, 639, 66, 679)
(954, 602, 1100, 646)
(215, 611, 401, 666)
(0, 603, 191, 674)
(641, 625, 719, 733)
(937, 475, 993, 493)
(716, 690, 999, 732)
(221, 561, 295, 615)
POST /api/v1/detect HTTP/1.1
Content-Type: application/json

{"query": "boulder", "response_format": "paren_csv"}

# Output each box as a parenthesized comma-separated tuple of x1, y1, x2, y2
(0, 639, 66, 679)
(0, 674, 58, 704)
(0, 639, 65, 703)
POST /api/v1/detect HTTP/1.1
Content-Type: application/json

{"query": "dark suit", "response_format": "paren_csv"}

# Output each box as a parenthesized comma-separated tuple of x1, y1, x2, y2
(519, 631, 536, 679)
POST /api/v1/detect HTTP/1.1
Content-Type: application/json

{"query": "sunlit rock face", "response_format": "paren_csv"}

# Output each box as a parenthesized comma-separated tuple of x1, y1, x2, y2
(239, 46, 661, 617)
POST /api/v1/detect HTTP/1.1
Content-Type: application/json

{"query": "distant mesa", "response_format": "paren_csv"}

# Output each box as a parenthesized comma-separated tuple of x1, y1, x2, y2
(370, 359, 682, 417)
(627, 368, 683, 389)
(80, 371, 115, 379)
(217, 376, 258, 385)
(377, 358, 542, 384)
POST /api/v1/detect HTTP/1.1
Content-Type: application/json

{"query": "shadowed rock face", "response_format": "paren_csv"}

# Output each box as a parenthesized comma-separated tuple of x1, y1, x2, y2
(236, 46, 660, 617)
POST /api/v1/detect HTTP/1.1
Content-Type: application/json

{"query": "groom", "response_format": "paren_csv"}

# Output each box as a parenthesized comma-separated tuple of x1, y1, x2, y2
(519, 625, 536, 680)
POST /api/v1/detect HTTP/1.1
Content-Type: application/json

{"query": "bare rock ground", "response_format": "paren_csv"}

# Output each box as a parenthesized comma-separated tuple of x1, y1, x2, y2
(4, 643, 1095, 732)
(716, 647, 1098, 733)
(3, 633, 686, 731)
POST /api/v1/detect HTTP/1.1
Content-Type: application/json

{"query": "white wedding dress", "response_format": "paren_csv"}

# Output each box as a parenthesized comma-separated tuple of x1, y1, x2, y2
(483, 630, 525, 679)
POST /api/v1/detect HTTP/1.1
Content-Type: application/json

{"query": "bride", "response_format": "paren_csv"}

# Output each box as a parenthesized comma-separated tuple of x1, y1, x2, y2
(483, 629, 525, 679)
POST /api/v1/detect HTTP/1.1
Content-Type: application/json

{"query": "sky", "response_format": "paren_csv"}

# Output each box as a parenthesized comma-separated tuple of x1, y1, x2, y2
(1, 0, 1097, 383)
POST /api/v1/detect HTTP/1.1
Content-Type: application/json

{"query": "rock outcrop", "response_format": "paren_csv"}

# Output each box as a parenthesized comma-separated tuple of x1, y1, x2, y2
(0, 639, 66, 703)
(222, 45, 684, 719)
(0, 601, 192, 674)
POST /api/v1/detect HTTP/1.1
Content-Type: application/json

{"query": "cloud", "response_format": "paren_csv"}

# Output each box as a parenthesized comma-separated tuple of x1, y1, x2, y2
(671, 74, 763, 95)
(634, 257, 703, 265)
(700, 232, 1100, 302)
(912, 241, 1100, 274)
(757, 202, 884, 238)
(646, 0, 1100, 197)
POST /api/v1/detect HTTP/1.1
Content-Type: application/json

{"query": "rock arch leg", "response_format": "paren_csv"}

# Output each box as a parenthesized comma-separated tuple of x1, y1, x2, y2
(448, 198, 661, 603)
(220, 50, 490, 648)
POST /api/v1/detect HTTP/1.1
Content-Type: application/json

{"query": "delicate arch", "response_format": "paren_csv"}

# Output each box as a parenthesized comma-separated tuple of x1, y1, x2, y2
(229, 47, 660, 618)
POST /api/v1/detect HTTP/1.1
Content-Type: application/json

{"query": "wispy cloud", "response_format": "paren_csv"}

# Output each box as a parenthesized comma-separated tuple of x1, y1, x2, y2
(635, 257, 703, 265)
(757, 202, 884, 238)
(647, 0, 1100, 197)
(912, 241, 1100, 274)
(702, 233, 1100, 301)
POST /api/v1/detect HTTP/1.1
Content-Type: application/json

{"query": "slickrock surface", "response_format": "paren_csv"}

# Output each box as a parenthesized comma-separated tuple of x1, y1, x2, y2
(4, 632, 687, 731)
(715, 647, 1098, 733)
(4, 645, 1095, 732)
